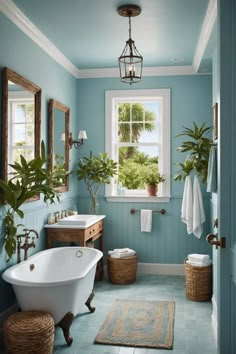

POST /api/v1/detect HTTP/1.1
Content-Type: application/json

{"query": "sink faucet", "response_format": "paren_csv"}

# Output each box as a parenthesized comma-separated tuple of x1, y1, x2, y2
(16, 228, 39, 263)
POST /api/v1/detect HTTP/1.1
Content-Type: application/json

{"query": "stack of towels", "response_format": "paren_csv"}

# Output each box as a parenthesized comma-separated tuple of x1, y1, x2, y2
(186, 253, 212, 267)
(108, 248, 136, 258)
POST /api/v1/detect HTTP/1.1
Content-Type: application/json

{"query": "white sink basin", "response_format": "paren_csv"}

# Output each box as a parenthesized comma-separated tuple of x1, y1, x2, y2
(57, 214, 98, 226)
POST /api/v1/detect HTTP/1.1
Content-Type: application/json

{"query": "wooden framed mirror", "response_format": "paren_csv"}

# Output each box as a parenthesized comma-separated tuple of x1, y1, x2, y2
(2, 67, 41, 182)
(48, 99, 69, 192)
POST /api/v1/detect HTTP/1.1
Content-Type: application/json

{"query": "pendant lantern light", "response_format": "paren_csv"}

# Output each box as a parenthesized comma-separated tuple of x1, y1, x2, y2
(118, 5, 143, 84)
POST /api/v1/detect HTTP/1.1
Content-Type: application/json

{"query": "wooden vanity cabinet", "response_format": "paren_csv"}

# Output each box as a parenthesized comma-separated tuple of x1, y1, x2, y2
(45, 218, 104, 280)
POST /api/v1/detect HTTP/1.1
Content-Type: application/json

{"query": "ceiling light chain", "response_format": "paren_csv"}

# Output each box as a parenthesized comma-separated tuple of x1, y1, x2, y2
(118, 5, 143, 85)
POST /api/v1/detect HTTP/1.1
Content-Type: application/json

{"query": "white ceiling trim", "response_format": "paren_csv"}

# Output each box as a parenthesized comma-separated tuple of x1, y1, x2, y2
(0, 0, 215, 79)
(192, 0, 217, 72)
(78, 65, 196, 79)
(0, 0, 80, 78)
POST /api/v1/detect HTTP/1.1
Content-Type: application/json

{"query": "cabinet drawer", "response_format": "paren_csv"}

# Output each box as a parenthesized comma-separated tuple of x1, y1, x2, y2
(85, 220, 103, 241)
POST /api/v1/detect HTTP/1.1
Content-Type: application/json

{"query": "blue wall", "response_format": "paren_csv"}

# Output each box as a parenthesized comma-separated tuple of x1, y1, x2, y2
(0, 12, 79, 311)
(0, 10, 213, 313)
(76, 76, 213, 262)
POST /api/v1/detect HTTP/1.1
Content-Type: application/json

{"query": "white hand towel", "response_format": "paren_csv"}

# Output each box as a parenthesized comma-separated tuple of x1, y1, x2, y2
(181, 175, 193, 234)
(188, 253, 210, 262)
(193, 175, 206, 238)
(141, 209, 152, 232)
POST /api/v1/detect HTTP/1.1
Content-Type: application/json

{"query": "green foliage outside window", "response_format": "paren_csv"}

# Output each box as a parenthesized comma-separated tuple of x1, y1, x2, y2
(117, 103, 162, 190)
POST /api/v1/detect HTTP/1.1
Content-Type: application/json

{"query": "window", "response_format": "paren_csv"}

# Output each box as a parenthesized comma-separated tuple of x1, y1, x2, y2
(8, 91, 34, 176)
(105, 89, 170, 202)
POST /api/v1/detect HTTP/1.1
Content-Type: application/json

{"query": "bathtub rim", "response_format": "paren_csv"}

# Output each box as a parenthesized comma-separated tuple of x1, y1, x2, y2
(2, 246, 103, 287)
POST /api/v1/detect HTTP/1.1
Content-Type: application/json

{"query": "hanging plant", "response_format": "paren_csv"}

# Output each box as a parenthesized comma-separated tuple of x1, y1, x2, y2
(0, 141, 59, 259)
(174, 122, 213, 183)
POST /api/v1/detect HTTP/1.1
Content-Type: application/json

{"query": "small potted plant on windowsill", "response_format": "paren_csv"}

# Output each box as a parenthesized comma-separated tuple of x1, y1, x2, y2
(144, 170, 165, 196)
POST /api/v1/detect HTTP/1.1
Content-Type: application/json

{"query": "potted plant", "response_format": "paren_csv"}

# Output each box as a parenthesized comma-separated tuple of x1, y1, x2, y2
(0, 142, 59, 260)
(74, 151, 117, 214)
(144, 168, 165, 196)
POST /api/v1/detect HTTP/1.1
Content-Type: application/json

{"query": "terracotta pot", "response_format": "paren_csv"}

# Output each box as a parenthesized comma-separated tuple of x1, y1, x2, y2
(146, 184, 158, 196)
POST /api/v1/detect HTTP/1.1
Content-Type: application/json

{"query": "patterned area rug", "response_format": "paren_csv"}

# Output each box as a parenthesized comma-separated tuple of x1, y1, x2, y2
(94, 299, 175, 349)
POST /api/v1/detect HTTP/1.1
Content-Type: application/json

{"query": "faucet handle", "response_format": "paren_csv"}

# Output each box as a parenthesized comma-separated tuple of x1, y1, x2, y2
(32, 237, 36, 247)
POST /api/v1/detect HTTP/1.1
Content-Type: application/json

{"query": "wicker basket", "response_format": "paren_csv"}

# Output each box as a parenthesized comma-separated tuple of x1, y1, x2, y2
(4, 311, 54, 354)
(184, 258, 212, 301)
(107, 254, 137, 284)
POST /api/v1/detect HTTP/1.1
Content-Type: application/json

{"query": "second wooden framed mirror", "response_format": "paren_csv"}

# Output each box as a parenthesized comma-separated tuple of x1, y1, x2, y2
(48, 99, 70, 192)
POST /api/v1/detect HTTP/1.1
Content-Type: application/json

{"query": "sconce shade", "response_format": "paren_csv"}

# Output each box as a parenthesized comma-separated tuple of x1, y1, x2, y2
(78, 130, 87, 140)
(60, 133, 65, 141)
(69, 130, 87, 149)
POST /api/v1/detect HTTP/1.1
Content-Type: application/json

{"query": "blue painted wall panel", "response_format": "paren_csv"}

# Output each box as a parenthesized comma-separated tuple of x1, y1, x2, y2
(0, 12, 79, 311)
(76, 76, 213, 263)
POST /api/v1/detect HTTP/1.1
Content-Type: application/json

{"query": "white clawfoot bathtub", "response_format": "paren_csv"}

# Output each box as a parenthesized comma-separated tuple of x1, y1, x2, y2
(2, 247, 103, 345)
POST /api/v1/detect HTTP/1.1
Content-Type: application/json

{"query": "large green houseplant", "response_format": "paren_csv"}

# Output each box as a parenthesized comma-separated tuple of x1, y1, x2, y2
(0, 142, 59, 259)
(75, 152, 117, 214)
(174, 122, 213, 183)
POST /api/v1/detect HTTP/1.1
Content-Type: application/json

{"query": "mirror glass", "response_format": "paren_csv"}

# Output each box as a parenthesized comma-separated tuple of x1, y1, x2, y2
(2, 67, 41, 182)
(48, 99, 69, 192)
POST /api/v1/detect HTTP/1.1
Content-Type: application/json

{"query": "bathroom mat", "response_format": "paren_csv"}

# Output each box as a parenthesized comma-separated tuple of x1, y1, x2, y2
(94, 298, 175, 349)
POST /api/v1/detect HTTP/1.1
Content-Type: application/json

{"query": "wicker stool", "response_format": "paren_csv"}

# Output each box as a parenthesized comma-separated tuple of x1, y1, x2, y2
(3, 311, 54, 354)
(185, 258, 212, 301)
(107, 254, 137, 284)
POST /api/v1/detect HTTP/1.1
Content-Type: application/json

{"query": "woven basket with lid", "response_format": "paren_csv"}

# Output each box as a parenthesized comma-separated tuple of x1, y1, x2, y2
(107, 254, 137, 284)
(184, 258, 212, 301)
(4, 311, 54, 354)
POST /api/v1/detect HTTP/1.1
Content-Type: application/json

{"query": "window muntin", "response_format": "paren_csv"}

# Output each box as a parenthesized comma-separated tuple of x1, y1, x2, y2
(105, 89, 170, 201)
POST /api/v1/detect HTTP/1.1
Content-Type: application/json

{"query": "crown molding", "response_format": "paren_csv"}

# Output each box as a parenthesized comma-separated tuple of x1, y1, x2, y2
(0, 0, 80, 78)
(192, 0, 217, 72)
(0, 0, 215, 79)
(77, 65, 197, 79)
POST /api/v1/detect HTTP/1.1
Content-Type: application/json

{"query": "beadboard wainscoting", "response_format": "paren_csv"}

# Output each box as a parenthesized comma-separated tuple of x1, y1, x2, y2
(77, 195, 212, 265)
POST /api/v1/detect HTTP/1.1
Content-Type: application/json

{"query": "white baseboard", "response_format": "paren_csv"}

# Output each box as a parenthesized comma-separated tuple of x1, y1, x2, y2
(211, 294, 218, 345)
(137, 262, 185, 275)
(0, 303, 19, 346)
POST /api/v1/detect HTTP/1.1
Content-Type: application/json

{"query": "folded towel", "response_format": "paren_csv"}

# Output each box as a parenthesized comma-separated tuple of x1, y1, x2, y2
(188, 253, 210, 262)
(140, 209, 152, 232)
(192, 175, 206, 238)
(113, 248, 130, 253)
(181, 175, 193, 234)
(108, 248, 136, 258)
(207, 146, 217, 193)
(186, 259, 212, 267)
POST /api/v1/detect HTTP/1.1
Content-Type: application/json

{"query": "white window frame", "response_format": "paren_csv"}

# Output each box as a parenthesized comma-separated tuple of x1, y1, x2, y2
(105, 89, 170, 203)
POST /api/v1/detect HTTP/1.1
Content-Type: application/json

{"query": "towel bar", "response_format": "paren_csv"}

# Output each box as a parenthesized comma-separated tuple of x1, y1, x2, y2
(130, 208, 166, 214)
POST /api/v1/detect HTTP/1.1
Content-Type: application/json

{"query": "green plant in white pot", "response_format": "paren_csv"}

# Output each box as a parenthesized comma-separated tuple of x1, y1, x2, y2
(0, 142, 59, 260)
(75, 152, 117, 214)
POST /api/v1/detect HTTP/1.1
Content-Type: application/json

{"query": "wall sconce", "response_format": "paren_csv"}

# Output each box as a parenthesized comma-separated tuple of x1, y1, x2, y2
(61, 130, 87, 149)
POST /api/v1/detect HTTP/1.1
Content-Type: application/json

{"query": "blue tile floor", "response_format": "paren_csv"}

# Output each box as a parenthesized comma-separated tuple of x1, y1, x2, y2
(52, 275, 217, 354)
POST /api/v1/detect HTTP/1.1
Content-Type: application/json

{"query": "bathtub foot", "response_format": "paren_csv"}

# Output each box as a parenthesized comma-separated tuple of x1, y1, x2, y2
(57, 311, 75, 346)
(85, 291, 95, 312)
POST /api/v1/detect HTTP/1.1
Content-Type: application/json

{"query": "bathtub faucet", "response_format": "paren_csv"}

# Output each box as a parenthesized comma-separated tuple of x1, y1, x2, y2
(16, 228, 39, 263)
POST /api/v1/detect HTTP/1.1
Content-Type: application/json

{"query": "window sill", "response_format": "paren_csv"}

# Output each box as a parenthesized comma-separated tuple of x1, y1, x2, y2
(105, 195, 171, 203)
